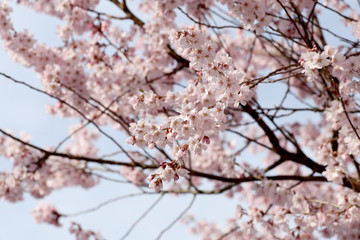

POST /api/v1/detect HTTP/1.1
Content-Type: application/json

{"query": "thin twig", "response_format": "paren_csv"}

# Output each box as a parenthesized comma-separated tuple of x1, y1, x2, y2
(120, 194, 164, 240)
(155, 194, 196, 240)
(63, 192, 150, 217)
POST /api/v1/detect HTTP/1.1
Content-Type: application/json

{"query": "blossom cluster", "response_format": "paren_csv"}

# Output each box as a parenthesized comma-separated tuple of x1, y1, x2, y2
(227, 0, 273, 34)
(32, 202, 62, 227)
(69, 222, 104, 240)
(299, 47, 331, 82)
(0, 127, 99, 202)
(147, 160, 189, 192)
(126, 26, 257, 190)
(127, 26, 252, 154)
(2, 0, 360, 239)
(186, 180, 360, 239)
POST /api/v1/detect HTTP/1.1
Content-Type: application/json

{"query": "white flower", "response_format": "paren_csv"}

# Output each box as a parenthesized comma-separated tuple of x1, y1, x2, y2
(157, 165, 175, 181)
(176, 167, 189, 177)
(149, 178, 163, 192)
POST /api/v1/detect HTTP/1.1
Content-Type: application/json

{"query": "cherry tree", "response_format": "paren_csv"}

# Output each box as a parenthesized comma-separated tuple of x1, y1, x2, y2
(1, 0, 360, 239)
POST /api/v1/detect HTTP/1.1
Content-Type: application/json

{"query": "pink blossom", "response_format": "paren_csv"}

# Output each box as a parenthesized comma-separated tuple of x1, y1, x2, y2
(32, 202, 61, 227)
(157, 165, 175, 181)
(149, 177, 163, 192)
(69, 222, 103, 240)
(175, 166, 189, 177)
(2, 1, 360, 239)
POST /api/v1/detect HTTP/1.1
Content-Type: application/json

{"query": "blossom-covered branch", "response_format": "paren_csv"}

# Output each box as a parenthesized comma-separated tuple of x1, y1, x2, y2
(1, 0, 360, 239)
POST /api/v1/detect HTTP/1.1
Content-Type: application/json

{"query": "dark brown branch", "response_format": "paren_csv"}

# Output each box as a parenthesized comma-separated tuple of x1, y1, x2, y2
(0, 72, 138, 163)
(276, 0, 311, 47)
(3, 128, 359, 193)
(241, 104, 326, 173)
(265, 158, 286, 172)
(109, 0, 189, 67)
(317, 2, 357, 22)
(0, 128, 156, 169)
(189, 168, 327, 184)
(350, 155, 360, 179)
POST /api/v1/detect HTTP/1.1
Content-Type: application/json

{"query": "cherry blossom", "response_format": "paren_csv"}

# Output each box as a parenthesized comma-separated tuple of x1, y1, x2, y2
(1, 0, 360, 239)
(32, 202, 62, 227)
(69, 222, 104, 240)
